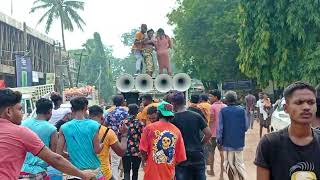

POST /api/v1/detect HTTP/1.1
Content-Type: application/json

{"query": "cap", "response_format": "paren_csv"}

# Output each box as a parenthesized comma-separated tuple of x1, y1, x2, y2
(157, 101, 174, 117)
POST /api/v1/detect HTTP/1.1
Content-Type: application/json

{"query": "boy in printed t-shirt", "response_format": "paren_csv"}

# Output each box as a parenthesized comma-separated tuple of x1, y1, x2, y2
(123, 104, 144, 180)
(139, 101, 186, 180)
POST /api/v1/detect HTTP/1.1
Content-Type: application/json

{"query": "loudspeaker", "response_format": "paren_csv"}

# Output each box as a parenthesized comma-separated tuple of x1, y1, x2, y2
(116, 74, 134, 92)
(155, 74, 172, 93)
(135, 74, 153, 93)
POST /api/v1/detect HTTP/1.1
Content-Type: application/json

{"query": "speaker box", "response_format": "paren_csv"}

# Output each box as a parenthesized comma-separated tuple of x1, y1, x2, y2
(121, 92, 140, 105)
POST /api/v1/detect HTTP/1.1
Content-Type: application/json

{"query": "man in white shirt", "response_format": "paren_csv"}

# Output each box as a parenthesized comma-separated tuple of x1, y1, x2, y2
(49, 93, 71, 128)
(256, 92, 270, 138)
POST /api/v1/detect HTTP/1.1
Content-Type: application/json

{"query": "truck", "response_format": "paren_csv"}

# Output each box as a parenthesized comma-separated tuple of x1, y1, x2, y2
(63, 85, 98, 106)
(10, 84, 55, 120)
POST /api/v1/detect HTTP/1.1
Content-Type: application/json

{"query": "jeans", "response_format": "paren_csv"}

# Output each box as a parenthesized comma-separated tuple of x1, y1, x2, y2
(175, 164, 206, 180)
(122, 156, 141, 180)
(246, 110, 254, 129)
(110, 149, 121, 180)
(134, 50, 143, 73)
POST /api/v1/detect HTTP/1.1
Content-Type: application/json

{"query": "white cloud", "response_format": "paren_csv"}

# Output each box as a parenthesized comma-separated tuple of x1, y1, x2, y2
(0, 0, 177, 58)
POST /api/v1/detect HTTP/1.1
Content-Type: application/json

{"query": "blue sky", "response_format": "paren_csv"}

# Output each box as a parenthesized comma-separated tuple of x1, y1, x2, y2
(0, 0, 177, 58)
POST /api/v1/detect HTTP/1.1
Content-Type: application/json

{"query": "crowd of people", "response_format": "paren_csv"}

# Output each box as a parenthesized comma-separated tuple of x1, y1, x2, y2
(1, 81, 320, 180)
(132, 24, 172, 76)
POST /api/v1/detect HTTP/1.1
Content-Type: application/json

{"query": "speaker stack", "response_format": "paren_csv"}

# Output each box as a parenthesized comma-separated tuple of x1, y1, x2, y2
(116, 73, 191, 104)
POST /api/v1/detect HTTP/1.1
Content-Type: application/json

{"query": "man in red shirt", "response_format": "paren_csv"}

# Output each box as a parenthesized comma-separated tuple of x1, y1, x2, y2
(208, 89, 227, 178)
(0, 89, 96, 180)
(139, 101, 186, 180)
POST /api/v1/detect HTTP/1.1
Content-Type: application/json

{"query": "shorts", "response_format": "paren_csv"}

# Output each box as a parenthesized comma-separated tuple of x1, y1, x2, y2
(65, 168, 105, 180)
(19, 172, 48, 180)
(206, 137, 223, 153)
(259, 113, 271, 128)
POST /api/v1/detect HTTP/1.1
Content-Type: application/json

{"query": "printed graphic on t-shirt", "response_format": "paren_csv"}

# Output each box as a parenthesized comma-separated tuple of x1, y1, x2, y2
(289, 162, 316, 180)
(152, 130, 177, 164)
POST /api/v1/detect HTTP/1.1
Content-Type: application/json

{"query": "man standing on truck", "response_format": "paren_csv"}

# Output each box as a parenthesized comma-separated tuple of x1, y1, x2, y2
(132, 24, 148, 74)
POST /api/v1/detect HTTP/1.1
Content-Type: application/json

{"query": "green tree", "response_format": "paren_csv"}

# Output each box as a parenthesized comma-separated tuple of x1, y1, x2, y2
(237, 0, 320, 88)
(112, 56, 136, 78)
(30, 0, 86, 50)
(70, 32, 115, 101)
(121, 28, 139, 47)
(168, 0, 245, 89)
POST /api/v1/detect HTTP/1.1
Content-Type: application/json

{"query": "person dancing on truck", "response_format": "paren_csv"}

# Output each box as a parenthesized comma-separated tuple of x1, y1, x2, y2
(132, 24, 148, 74)
(154, 28, 173, 76)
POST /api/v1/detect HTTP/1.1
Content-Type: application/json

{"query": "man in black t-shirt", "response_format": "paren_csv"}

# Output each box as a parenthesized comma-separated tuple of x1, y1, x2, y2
(255, 81, 320, 180)
(187, 94, 206, 119)
(170, 92, 212, 180)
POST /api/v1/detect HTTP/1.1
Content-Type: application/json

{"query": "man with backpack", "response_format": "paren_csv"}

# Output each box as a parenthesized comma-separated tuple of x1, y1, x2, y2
(89, 105, 128, 180)
(255, 82, 320, 179)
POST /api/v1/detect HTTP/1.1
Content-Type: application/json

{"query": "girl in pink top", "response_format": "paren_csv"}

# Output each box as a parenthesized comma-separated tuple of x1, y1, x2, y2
(154, 28, 173, 75)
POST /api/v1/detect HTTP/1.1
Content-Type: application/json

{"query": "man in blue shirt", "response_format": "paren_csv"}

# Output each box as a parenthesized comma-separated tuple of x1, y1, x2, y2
(217, 91, 249, 180)
(105, 95, 129, 180)
(57, 97, 105, 179)
(21, 98, 58, 179)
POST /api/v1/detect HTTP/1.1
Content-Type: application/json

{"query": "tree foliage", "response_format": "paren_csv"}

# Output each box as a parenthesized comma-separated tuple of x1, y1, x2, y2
(121, 28, 139, 47)
(238, 0, 320, 87)
(167, 0, 245, 89)
(31, 0, 86, 50)
(70, 32, 114, 101)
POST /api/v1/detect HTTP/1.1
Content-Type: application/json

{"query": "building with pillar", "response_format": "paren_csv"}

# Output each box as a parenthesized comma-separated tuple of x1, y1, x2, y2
(0, 11, 56, 88)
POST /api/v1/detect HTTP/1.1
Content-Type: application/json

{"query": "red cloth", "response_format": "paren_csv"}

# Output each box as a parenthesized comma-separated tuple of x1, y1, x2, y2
(0, 80, 6, 89)
(0, 118, 45, 179)
(155, 36, 171, 69)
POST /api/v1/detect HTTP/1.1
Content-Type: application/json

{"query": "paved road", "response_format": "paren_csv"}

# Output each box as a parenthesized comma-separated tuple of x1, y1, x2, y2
(205, 123, 262, 180)
(132, 122, 263, 180)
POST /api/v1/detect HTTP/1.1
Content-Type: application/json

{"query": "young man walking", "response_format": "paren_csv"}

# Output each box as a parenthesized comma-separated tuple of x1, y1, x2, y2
(57, 97, 105, 179)
(188, 94, 205, 119)
(197, 94, 211, 125)
(105, 95, 129, 180)
(171, 92, 212, 180)
(89, 105, 128, 180)
(122, 104, 144, 180)
(255, 82, 320, 179)
(0, 89, 96, 180)
(20, 98, 58, 179)
(139, 101, 186, 180)
(207, 90, 227, 179)
(245, 91, 256, 129)
(137, 94, 158, 125)
(217, 91, 249, 180)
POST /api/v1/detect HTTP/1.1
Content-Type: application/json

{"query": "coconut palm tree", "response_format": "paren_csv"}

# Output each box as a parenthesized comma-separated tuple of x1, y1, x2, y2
(30, 0, 86, 50)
